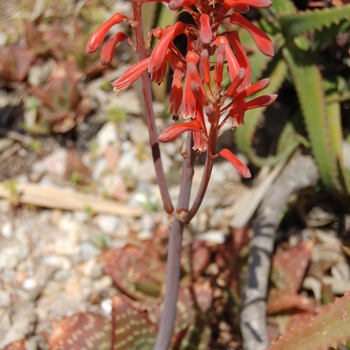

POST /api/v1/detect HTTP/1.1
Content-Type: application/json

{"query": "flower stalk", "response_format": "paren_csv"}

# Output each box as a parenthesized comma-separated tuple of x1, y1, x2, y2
(86, 0, 276, 347)
(132, 2, 174, 215)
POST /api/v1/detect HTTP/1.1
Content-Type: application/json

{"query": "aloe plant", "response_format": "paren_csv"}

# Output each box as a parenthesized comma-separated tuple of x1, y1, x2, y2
(235, 1, 350, 193)
(47, 227, 213, 350)
(267, 292, 350, 350)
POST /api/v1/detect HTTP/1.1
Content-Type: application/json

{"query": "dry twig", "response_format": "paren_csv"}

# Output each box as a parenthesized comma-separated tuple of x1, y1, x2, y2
(240, 153, 319, 350)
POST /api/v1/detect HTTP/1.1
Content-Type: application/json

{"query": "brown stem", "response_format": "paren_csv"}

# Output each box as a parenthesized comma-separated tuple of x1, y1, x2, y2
(154, 134, 195, 350)
(132, 2, 174, 214)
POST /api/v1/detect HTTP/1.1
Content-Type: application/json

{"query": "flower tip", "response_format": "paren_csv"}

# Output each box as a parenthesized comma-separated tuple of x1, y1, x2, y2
(86, 37, 99, 54)
(220, 148, 251, 179)
(159, 121, 201, 142)
(241, 167, 251, 179)
(112, 87, 121, 95)
(270, 94, 278, 103)
(86, 13, 124, 54)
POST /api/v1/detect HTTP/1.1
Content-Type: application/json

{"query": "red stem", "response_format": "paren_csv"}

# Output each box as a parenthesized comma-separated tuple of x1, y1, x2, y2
(154, 134, 195, 350)
(132, 2, 174, 214)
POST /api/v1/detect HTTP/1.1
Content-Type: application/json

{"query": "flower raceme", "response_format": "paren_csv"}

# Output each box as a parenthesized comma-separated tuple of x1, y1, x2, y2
(86, 0, 277, 179)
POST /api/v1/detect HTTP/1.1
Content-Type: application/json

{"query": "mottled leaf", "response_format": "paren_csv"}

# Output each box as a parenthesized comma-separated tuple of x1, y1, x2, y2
(111, 295, 157, 350)
(49, 312, 111, 350)
(268, 292, 350, 350)
(102, 244, 167, 300)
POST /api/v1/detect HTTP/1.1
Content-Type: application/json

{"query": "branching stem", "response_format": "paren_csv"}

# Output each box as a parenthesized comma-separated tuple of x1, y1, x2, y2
(154, 134, 195, 350)
(183, 104, 220, 223)
(132, 2, 174, 214)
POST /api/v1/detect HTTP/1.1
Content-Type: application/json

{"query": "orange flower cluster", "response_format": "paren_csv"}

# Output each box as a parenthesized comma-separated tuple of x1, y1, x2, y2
(87, 0, 277, 178)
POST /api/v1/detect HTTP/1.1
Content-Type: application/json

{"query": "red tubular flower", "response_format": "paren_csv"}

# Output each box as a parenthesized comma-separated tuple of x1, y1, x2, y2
(199, 14, 212, 45)
(230, 13, 274, 57)
(112, 57, 150, 93)
(187, 63, 207, 100)
(205, 105, 215, 124)
(229, 94, 278, 125)
(213, 43, 225, 87)
(158, 120, 201, 142)
(168, 0, 196, 10)
(226, 68, 246, 97)
(224, 0, 272, 9)
(182, 52, 199, 119)
(100, 32, 128, 65)
(151, 50, 172, 84)
(233, 78, 270, 102)
(168, 68, 183, 117)
(200, 49, 211, 85)
(151, 59, 168, 84)
(216, 36, 240, 82)
(194, 97, 207, 132)
(193, 131, 207, 152)
(86, 13, 124, 53)
(149, 22, 185, 73)
(193, 100, 208, 151)
(227, 32, 251, 89)
(137, 0, 195, 10)
(219, 148, 251, 178)
(191, 81, 208, 106)
(234, 5, 250, 13)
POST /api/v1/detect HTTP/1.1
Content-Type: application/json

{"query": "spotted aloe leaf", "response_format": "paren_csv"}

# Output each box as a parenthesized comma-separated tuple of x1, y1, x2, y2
(102, 226, 169, 300)
(267, 292, 350, 350)
(270, 241, 314, 293)
(278, 5, 350, 40)
(49, 312, 111, 350)
(111, 295, 157, 350)
(102, 244, 167, 300)
(283, 43, 349, 192)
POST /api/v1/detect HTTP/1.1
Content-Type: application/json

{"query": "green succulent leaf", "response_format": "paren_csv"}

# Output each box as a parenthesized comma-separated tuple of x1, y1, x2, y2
(279, 5, 350, 40)
(283, 44, 342, 192)
(324, 75, 350, 193)
(269, 0, 297, 15)
(311, 20, 350, 52)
